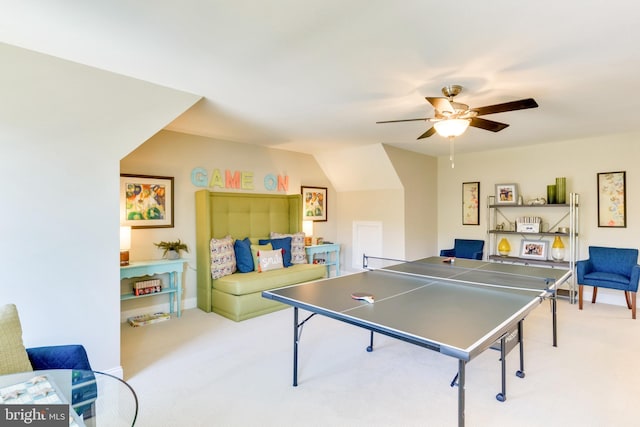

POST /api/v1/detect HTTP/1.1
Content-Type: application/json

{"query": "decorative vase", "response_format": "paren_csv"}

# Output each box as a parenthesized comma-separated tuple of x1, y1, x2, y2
(551, 236, 565, 261)
(498, 238, 511, 256)
(555, 177, 566, 204)
(546, 184, 557, 204)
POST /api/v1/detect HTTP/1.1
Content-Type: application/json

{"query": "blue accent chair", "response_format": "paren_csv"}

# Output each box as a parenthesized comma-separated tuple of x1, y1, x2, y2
(576, 246, 640, 319)
(440, 239, 485, 260)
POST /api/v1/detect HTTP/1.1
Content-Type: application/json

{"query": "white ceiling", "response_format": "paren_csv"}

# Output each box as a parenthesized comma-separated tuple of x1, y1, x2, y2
(3, 1, 640, 157)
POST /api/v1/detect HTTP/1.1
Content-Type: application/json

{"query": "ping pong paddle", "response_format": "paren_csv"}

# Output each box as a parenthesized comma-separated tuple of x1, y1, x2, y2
(442, 257, 455, 263)
(351, 292, 375, 303)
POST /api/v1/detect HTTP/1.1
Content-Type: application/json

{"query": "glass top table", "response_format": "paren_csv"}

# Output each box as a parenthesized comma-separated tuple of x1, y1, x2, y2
(0, 369, 138, 426)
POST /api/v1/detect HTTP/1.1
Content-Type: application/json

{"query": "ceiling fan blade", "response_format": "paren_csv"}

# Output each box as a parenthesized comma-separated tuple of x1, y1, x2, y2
(471, 98, 538, 116)
(417, 127, 436, 139)
(426, 97, 455, 114)
(376, 118, 430, 124)
(469, 117, 510, 132)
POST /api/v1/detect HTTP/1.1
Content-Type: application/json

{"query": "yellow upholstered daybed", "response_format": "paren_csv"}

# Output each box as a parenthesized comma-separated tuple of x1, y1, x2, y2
(195, 190, 326, 321)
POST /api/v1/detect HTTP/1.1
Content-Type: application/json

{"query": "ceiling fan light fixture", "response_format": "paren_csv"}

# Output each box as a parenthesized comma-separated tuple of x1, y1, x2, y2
(434, 118, 470, 138)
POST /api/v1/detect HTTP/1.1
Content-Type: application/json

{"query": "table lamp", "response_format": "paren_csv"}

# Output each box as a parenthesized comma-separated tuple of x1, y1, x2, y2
(303, 220, 314, 246)
(120, 226, 131, 266)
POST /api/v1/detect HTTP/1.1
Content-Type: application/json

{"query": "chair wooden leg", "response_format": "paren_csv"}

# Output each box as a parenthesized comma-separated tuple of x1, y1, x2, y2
(591, 287, 598, 304)
(578, 285, 584, 310)
(625, 291, 633, 309)
(631, 292, 636, 320)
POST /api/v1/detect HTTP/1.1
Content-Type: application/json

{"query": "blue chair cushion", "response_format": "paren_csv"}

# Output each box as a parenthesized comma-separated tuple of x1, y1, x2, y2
(440, 239, 484, 260)
(26, 345, 92, 371)
(589, 246, 638, 276)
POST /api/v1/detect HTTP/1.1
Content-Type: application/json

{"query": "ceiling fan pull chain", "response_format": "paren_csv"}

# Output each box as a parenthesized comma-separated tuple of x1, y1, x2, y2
(449, 136, 455, 168)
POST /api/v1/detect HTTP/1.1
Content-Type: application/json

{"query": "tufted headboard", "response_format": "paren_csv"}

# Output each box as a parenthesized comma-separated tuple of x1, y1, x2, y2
(194, 190, 302, 312)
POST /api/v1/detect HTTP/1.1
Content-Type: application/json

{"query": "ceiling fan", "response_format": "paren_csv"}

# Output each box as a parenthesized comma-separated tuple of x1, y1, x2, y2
(376, 84, 538, 140)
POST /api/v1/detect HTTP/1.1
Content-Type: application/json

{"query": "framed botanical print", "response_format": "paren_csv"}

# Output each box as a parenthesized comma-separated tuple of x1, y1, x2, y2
(597, 171, 626, 227)
(120, 174, 174, 228)
(301, 186, 327, 221)
(462, 182, 480, 225)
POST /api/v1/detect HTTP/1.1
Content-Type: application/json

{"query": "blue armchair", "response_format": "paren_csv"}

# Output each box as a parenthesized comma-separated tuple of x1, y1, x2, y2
(0, 304, 96, 419)
(576, 246, 640, 319)
(440, 239, 484, 260)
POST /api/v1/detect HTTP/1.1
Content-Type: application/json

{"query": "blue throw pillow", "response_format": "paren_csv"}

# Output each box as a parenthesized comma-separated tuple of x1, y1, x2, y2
(234, 238, 254, 273)
(259, 237, 293, 267)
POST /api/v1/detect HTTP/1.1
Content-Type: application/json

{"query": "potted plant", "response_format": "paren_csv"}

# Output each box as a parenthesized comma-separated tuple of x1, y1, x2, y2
(154, 239, 189, 259)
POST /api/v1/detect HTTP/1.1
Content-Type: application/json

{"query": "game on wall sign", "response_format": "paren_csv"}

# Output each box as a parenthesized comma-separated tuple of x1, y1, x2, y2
(191, 168, 289, 192)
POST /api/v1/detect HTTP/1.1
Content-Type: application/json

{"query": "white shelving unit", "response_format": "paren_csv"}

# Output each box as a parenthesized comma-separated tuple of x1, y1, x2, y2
(487, 193, 579, 302)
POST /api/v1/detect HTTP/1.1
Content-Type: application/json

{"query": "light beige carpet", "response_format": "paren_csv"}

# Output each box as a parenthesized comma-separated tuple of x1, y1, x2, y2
(121, 298, 640, 427)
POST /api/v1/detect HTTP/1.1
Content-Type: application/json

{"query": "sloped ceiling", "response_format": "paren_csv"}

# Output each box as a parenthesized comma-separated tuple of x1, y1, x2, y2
(2, 1, 640, 161)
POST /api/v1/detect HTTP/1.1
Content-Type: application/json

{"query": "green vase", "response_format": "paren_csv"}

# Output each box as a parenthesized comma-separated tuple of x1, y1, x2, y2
(547, 184, 557, 204)
(555, 177, 566, 204)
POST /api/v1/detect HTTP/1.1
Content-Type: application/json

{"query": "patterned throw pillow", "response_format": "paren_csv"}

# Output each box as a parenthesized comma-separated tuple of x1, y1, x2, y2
(210, 236, 236, 279)
(0, 304, 33, 375)
(258, 249, 284, 272)
(270, 232, 307, 264)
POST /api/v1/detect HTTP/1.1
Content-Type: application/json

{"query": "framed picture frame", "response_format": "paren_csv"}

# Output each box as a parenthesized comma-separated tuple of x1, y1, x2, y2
(495, 183, 518, 205)
(301, 186, 327, 222)
(120, 174, 174, 228)
(597, 171, 626, 228)
(462, 182, 480, 225)
(519, 239, 549, 260)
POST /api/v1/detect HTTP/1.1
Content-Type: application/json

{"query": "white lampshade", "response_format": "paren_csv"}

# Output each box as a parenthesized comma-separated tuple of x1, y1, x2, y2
(120, 226, 132, 250)
(434, 119, 470, 138)
(302, 220, 314, 237)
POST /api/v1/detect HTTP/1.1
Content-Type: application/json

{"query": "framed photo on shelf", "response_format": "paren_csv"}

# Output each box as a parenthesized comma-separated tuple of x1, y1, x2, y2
(495, 183, 518, 205)
(597, 171, 626, 228)
(301, 186, 327, 221)
(462, 181, 480, 225)
(519, 239, 549, 260)
(120, 174, 174, 228)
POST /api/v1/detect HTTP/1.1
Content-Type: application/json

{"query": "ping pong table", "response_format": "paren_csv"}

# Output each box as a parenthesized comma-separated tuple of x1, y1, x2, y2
(262, 256, 572, 426)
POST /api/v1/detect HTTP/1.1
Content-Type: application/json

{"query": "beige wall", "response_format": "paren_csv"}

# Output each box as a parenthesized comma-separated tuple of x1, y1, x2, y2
(384, 145, 438, 260)
(1, 43, 199, 375)
(437, 130, 640, 304)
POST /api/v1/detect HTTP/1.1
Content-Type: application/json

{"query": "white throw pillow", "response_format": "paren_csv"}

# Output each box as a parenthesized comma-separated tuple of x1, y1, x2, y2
(258, 249, 284, 272)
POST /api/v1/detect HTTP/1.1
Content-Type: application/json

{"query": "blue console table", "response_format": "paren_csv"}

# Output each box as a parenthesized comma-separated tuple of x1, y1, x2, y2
(305, 243, 340, 277)
(120, 259, 184, 317)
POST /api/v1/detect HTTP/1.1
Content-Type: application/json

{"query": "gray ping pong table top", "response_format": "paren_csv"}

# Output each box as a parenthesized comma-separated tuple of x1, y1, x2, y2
(264, 257, 570, 361)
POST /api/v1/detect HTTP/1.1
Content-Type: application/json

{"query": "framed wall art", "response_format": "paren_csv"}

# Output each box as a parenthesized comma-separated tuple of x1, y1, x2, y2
(462, 181, 480, 225)
(120, 174, 174, 228)
(519, 239, 549, 260)
(495, 183, 518, 205)
(301, 186, 327, 221)
(597, 171, 626, 228)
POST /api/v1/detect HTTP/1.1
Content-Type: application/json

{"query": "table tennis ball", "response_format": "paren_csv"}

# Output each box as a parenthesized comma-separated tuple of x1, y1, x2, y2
(552, 236, 565, 261)
(498, 238, 511, 256)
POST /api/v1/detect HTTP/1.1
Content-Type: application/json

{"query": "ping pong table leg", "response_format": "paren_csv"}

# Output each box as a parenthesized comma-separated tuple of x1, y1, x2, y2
(517, 320, 525, 379)
(552, 291, 557, 347)
(457, 359, 466, 427)
(367, 331, 374, 352)
(293, 307, 299, 387)
(497, 335, 507, 402)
